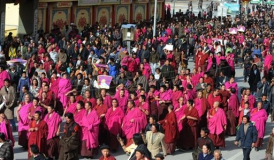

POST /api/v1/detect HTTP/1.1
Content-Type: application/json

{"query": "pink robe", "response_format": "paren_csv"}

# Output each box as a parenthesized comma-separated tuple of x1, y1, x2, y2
(105, 107, 124, 135)
(122, 107, 147, 139)
(44, 112, 61, 140)
(208, 108, 227, 135)
(174, 104, 187, 132)
(79, 109, 100, 149)
(225, 82, 238, 94)
(58, 78, 72, 107)
(18, 103, 32, 132)
(74, 109, 86, 124)
(0, 121, 15, 146)
(66, 102, 77, 114)
(115, 96, 128, 113)
(184, 89, 196, 101)
(172, 91, 183, 106)
(206, 56, 213, 71)
(250, 109, 267, 138)
(264, 54, 273, 71)
(0, 70, 10, 89)
(226, 54, 235, 71)
(158, 92, 171, 106)
(143, 63, 151, 79)
(102, 95, 112, 108)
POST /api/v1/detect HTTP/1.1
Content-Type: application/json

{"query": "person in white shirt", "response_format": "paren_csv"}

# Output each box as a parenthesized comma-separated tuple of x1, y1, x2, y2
(49, 48, 58, 63)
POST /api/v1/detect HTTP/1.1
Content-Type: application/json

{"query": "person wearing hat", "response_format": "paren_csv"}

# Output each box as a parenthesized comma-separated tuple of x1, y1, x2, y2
(99, 144, 116, 160)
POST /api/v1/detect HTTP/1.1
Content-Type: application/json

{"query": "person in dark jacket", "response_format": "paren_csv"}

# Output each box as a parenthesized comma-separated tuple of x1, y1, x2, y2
(248, 64, 261, 95)
(161, 59, 175, 81)
(198, 144, 214, 160)
(0, 132, 13, 160)
(235, 115, 258, 160)
(30, 144, 47, 160)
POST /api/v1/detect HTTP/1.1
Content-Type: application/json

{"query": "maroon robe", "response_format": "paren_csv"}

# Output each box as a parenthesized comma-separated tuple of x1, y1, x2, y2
(178, 107, 199, 149)
(219, 90, 230, 111)
(159, 111, 178, 154)
(207, 94, 222, 109)
(28, 120, 48, 158)
(95, 104, 108, 145)
(227, 93, 239, 135)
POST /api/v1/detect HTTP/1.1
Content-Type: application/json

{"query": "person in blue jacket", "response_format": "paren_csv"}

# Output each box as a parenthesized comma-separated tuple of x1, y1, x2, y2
(17, 71, 30, 96)
(108, 58, 118, 79)
(234, 115, 258, 160)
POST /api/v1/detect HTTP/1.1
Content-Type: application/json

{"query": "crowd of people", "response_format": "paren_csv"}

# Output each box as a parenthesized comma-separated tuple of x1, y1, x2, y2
(0, 2, 274, 160)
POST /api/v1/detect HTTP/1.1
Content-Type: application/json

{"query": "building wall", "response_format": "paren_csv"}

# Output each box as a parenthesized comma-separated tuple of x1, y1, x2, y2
(39, 0, 165, 33)
(5, 4, 19, 36)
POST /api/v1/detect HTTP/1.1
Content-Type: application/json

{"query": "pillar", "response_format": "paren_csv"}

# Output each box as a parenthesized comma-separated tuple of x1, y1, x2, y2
(18, 0, 38, 37)
(0, 0, 6, 45)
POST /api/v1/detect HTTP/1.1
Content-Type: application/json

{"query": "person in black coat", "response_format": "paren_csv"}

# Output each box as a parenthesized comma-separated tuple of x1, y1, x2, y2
(235, 115, 258, 160)
(198, 144, 214, 160)
(161, 59, 175, 81)
(248, 64, 261, 94)
(30, 144, 47, 160)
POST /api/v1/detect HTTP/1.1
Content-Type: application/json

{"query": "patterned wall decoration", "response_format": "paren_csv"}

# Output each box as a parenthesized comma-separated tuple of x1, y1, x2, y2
(38, 8, 46, 32)
(51, 8, 69, 34)
(115, 5, 129, 24)
(75, 8, 91, 31)
(96, 6, 112, 26)
(133, 4, 146, 22)
(78, 0, 100, 6)
(149, 3, 162, 19)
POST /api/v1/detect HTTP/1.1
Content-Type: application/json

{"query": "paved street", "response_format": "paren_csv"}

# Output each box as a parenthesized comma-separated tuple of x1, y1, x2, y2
(14, 59, 272, 160)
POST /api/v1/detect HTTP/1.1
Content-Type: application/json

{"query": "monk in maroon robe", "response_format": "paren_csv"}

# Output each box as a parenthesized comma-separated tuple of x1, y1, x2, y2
(204, 73, 214, 88)
(219, 85, 230, 112)
(159, 105, 178, 155)
(207, 88, 222, 109)
(95, 97, 108, 145)
(28, 111, 48, 158)
(178, 100, 199, 150)
(226, 88, 239, 136)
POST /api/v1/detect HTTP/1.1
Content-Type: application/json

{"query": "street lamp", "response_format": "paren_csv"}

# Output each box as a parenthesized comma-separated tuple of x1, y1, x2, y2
(153, 0, 157, 37)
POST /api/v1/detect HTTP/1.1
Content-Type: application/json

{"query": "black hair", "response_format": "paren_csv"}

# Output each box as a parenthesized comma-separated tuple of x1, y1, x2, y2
(188, 99, 194, 106)
(35, 111, 42, 117)
(65, 112, 74, 120)
(140, 95, 146, 101)
(133, 133, 144, 145)
(0, 132, 5, 141)
(242, 115, 250, 122)
(30, 144, 40, 154)
(201, 127, 210, 134)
